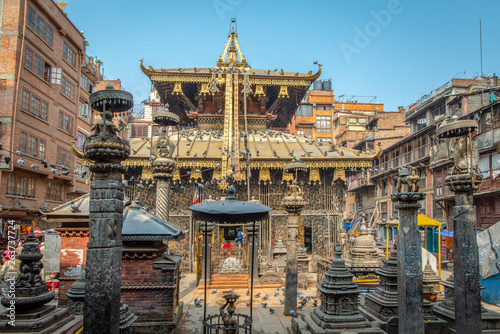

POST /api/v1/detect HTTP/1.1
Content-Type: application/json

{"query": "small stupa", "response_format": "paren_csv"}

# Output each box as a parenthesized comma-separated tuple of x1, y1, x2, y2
(346, 217, 382, 279)
(292, 242, 384, 333)
(422, 260, 441, 303)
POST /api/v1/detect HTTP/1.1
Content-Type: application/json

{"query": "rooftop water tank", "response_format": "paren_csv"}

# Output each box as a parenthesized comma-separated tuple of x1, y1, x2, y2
(322, 80, 332, 91)
(313, 80, 322, 90)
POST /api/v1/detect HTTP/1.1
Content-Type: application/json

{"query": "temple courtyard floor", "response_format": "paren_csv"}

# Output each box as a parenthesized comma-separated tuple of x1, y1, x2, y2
(1, 270, 499, 333)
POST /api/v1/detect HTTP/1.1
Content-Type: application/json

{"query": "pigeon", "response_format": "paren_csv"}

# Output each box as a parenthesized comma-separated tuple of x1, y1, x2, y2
(70, 201, 81, 213)
(254, 292, 260, 298)
(261, 302, 267, 308)
(269, 307, 275, 314)
(280, 299, 285, 304)
(281, 284, 285, 291)
(262, 294, 268, 301)
(194, 299, 202, 307)
(228, 288, 234, 292)
(312, 300, 318, 307)
(246, 289, 250, 296)
(212, 287, 217, 294)
(289, 308, 298, 318)
(17, 158, 24, 167)
(247, 300, 251, 306)
(274, 289, 280, 297)
(298, 304, 304, 310)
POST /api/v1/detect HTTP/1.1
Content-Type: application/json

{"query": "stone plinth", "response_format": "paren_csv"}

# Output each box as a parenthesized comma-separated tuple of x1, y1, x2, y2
(433, 274, 500, 333)
(272, 238, 287, 259)
(293, 243, 384, 333)
(360, 243, 448, 334)
(67, 268, 85, 315)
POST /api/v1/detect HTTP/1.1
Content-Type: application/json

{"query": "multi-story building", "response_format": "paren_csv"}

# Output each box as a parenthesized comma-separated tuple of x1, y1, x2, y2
(346, 77, 499, 241)
(0, 1, 102, 230)
(291, 80, 334, 141)
(290, 80, 387, 147)
(431, 85, 500, 230)
(127, 87, 161, 142)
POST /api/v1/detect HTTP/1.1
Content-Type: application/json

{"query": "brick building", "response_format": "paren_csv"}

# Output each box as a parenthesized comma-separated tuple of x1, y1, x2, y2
(0, 1, 105, 234)
(346, 77, 499, 243)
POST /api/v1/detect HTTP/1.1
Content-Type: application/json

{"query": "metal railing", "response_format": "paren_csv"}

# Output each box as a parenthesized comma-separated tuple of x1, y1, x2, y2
(370, 143, 430, 177)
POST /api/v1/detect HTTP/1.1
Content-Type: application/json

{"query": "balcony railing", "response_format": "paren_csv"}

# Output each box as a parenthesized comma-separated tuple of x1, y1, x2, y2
(370, 143, 430, 177)
(348, 177, 371, 191)
(82, 55, 97, 78)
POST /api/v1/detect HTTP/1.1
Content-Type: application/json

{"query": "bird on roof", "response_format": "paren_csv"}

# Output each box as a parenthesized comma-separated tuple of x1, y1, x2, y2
(70, 201, 81, 213)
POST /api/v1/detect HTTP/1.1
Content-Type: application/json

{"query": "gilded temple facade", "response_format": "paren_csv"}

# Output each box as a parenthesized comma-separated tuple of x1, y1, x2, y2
(119, 22, 382, 277)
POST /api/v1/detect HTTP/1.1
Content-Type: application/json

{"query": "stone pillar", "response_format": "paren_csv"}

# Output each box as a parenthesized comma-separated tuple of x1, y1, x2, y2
(392, 190, 425, 334)
(246, 225, 260, 286)
(448, 174, 482, 333)
(83, 85, 132, 334)
(282, 186, 306, 316)
(199, 223, 213, 286)
(150, 128, 177, 223)
(436, 117, 483, 334)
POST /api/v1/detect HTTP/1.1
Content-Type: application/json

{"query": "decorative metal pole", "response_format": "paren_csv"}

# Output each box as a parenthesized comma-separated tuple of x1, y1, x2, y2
(84, 84, 132, 334)
(150, 105, 179, 222)
(437, 116, 482, 333)
(282, 158, 307, 316)
(392, 166, 425, 334)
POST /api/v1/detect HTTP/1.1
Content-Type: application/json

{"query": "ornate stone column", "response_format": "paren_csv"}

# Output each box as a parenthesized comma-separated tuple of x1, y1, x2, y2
(245, 225, 260, 286)
(437, 116, 483, 333)
(199, 222, 213, 286)
(84, 84, 132, 334)
(150, 106, 179, 222)
(392, 166, 425, 334)
(282, 158, 307, 316)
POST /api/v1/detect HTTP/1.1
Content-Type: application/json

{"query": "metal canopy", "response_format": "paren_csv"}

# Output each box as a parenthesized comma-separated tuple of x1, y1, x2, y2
(190, 186, 271, 223)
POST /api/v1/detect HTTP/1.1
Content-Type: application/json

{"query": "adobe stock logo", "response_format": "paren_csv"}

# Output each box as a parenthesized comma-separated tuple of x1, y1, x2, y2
(339, 0, 405, 63)
(213, 0, 243, 21)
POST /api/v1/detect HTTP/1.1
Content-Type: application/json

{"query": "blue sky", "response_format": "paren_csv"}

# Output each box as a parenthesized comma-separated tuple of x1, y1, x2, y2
(66, 0, 499, 110)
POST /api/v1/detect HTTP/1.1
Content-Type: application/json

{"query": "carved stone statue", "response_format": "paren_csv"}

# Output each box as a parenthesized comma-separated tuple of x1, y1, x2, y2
(15, 264, 32, 288)
(396, 165, 420, 193)
(91, 110, 123, 136)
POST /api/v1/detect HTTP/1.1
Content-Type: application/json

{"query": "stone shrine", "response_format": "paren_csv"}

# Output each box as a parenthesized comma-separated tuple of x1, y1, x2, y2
(0, 230, 76, 333)
(292, 243, 384, 333)
(422, 260, 441, 303)
(360, 243, 447, 334)
(345, 217, 382, 279)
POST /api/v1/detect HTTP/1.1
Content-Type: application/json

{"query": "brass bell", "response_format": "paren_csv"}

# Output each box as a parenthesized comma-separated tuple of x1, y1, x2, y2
(278, 85, 289, 98)
(254, 85, 265, 97)
(173, 82, 183, 95)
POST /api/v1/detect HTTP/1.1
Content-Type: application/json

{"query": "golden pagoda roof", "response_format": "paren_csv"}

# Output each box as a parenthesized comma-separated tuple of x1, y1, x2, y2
(140, 21, 321, 128)
(123, 129, 381, 169)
